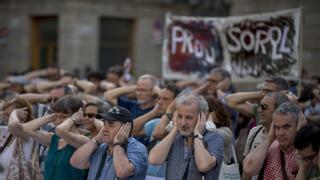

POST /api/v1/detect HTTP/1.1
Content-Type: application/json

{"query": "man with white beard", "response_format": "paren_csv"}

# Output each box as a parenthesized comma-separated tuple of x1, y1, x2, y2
(105, 74, 158, 119)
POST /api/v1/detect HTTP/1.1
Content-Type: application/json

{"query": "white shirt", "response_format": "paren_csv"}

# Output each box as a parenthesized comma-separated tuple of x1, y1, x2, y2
(0, 126, 34, 179)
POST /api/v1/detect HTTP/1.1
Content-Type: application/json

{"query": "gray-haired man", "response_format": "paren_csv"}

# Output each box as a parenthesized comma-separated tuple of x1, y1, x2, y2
(149, 93, 224, 180)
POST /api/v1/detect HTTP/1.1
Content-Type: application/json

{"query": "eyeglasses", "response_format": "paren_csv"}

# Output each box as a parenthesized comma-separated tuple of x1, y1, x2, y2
(258, 103, 270, 111)
(83, 113, 96, 118)
(55, 113, 71, 119)
(298, 151, 319, 162)
(136, 88, 152, 92)
(262, 89, 275, 94)
(206, 78, 219, 83)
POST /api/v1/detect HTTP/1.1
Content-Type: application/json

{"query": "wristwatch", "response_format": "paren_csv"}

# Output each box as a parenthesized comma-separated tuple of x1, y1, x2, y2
(165, 113, 173, 120)
(193, 133, 203, 140)
(113, 142, 123, 148)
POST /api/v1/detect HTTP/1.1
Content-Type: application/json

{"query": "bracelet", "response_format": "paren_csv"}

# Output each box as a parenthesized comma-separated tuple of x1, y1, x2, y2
(91, 138, 101, 146)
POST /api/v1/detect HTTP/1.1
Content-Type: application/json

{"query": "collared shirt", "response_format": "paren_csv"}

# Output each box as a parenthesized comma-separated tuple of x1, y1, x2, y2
(304, 102, 320, 117)
(118, 96, 155, 145)
(263, 141, 299, 180)
(166, 131, 224, 180)
(243, 125, 267, 157)
(143, 118, 166, 178)
(87, 137, 148, 180)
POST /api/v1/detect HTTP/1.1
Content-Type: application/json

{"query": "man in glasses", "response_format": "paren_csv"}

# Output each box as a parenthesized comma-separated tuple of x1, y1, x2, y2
(205, 67, 233, 97)
(294, 124, 320, 180)
(225, 77, 290, 124)
(193, 67, 240, 132)
(226, 77, 290, 180)
(130, 84, 179, 179)
(243, 102, 302, 180)
(240, 92, 289, 180)
(105, 74, 159, 119)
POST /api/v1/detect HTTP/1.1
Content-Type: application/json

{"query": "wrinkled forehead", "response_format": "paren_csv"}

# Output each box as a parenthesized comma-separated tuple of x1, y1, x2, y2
(261, 95, 276, 105)
(84, 105, 98, 112)
(208, 72, 223, 81)
(159, 88, 175, 98)
(263, 82, 278, 91)
(177, 102, 199, 114)
(273, 113, 296, 125)
(137, 78, 153, 87)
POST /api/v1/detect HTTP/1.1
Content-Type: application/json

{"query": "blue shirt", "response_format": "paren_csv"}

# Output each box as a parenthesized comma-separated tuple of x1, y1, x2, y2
(117, 96, 153, 119)
(144, 119, 166, 178)
(304, 101, 320, 117)
(118, 96, 155, 145)
(166, 131, 224, 180)
(143, 118, 160, 138)
(87, 137, 148, 180)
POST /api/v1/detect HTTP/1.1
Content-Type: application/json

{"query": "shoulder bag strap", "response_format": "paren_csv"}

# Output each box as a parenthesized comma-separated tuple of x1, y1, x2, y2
(249, 126, 264, 150)
(280, 151, 289, 180)
(94, 150, 108, 180)
(257, 159, 266, 180)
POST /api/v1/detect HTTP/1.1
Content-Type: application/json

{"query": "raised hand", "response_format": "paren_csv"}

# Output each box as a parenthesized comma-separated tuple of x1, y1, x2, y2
(14, 108, 29, 122)
(194, 112, 206, 135)
(166, 100, 176, 114)
(43, 94, 58, 104)
(153, 103, 166, 117)
(216, 77, 231, 92)
(94, 126, 107, 144)
(114, 123, 131, 144)
(297, 111, 307, 130)
(59, 76, 74, 85)
(267, 122, 276, 142)
(72, 108, 84, 125)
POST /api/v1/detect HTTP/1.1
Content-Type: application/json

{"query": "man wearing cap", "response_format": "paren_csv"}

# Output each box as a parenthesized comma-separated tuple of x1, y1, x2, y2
(70, 106, 148, 180)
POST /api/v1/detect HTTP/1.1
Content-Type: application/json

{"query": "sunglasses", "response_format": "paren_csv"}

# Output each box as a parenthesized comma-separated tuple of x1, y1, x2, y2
(83, 113, 96, 118)
(298, 151, 319, 162)
(55, 113, 71, 119)
(258, 103, 270, 111)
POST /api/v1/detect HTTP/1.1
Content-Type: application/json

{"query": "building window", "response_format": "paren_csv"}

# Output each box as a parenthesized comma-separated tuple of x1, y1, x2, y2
(31, 16, 58, 69)
(99, 18, 133, 72)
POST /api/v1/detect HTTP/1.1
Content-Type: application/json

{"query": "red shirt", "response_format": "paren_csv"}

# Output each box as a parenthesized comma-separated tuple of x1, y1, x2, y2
(263, 141, 299, 180)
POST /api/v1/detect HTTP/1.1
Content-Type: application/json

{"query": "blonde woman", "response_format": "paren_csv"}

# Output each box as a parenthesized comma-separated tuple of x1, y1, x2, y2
(1, 98, 42, 180)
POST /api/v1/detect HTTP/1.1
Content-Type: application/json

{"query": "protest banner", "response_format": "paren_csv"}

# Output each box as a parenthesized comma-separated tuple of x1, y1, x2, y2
(162, 14, 224, 79)
(162, 8, 301, 80)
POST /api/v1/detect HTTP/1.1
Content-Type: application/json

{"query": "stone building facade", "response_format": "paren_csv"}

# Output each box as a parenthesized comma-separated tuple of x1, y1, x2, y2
(0, 0, 318, 84)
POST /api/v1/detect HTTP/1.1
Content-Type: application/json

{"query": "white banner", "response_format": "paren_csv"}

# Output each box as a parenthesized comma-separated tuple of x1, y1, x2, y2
(162, 8, 301, 80)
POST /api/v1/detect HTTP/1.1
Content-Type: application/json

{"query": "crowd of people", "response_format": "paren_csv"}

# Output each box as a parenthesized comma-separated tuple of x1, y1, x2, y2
(0, 62, 319, 180)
